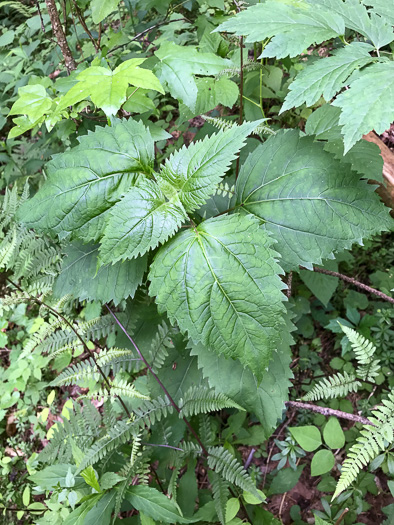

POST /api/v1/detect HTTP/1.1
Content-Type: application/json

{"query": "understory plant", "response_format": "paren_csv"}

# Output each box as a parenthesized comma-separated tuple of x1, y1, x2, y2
(1, 0, 394, 523)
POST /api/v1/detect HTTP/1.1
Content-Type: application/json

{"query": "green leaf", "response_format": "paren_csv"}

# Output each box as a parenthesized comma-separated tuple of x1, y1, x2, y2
(289, 426, 322, 452)
(123, 89, 156, 114)
(29, 464, 82, 490)
(91, 0, 121, 23)
(323, 417, 345, 449)
(190, 306, 294, 434)
(299, 260, 338, 306)
(310, 0, 394, 50)
(58, 59, 164, 116)
(63, 495, 103, 525)
(17, 119, 154, 242)
(236, 130, 392, 270)
(158, 120, 261, 212)
(54, 242, 147, 305)
(9, 84, 53, 122)
(84, 491, 116, 525)
(311, 449, 335, 476)
(281, 42, 374, 112)
(22, 486, 30, 507)
(7, 115, 44, 139)
(269, 466, 304, 495)
(81, 466, 101, 492)
(215, 1, 344, 58)
(178, 77, 239, 123)
(99, 179, 187, 264)
(332, 61, 394, 153)
(305, 104, 384, 183)
(362, 0, 394, 26)
(125, 485, 193, 523)
(225, 498, 240, 523)
(149, 214, 286, 380)
(154, 41, 230, 110)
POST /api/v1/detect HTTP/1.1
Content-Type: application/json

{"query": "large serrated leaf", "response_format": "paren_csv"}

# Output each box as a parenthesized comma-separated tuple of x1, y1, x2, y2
(189, 306, 294, 438)
(53, 242, 147, 305)
(57, 59, 164, 116)
(332, 61, 394, 153)
(236, 130, 392, 270)
(281, 42, 374, 112)
(100, 179, 187, 263)
(215, 1, 344, 58)
(157, 120, 261, 212)
(308, 0, 394, 50)
(149, 214, 286, 380)
(154, 41, 231, 110)
(17, 119, 154, 242)
(306, 104, 384, 183)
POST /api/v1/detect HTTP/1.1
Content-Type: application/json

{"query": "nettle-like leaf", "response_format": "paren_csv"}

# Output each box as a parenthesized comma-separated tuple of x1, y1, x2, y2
(305, 104, 384, 183)
(17, 119, 154, 242)
(99, 179, 187, 264)
(215, 1, 344, 58)
(57, 59, 164, 116)
(154, 41, 231, 110)
(158, 120, 261, 212)
(53, 242, 147, 305)
(281, 42, 375, 112)
(235, 130, 391, 270)
(149, 214, 286, 380)
(310, 0, 394, 50)
(332, 61, 394, 152)
(362, 0, 394, 26)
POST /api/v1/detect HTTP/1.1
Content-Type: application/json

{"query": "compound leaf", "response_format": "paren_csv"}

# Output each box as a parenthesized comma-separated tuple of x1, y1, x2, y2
(53, 242, 147, 305)
(58, 59, 164, 116)
(17, 119, 154, 242)
(332, 61, 394, 152)
(154, 41, 230, 110)
(100, 179, 187, 264)
(281, 42, 374, 112)
(215, 1, 344, 58)
(157, 120, 260, 212)
(149, 214, 286, 379)
(236, 130, 392, 270)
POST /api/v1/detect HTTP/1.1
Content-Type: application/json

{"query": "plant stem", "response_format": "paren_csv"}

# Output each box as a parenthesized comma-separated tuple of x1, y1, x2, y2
(235, 35, 244, 181)
(105, 305, 209, 456)
(286, 400, 374, 426)
(71, 0, 99, 51)
(312, 266, 394, 304)
(5, 278, 132, 419)
(45, 0, 76, 72)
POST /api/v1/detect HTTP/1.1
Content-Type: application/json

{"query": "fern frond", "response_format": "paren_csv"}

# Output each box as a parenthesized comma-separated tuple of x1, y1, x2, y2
(217, 60, 265, 78)
(51, 358, 99, 386)
(80, 378, 150, 402)
(210, 470, 230, 525)
(207, 446, 259, 497)
(148, 321, 174, 373)
(76, 418, 138, 473)
(96, 347, 140, 375)
(334, 391, 394, 498)
(357, 359, 381, 382)
(302, 372, 361, 401)
(339, 324, 377, 365)
(202, 115, 275, 136)
(179, 386, 244, 417)
(19, 315, 63, 359)
(199, 414, 215, 446)
(216, 181, 235, 198)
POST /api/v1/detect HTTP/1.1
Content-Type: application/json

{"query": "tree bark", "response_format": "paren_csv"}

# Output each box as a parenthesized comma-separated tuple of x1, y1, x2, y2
(45, 0, 76, 73)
